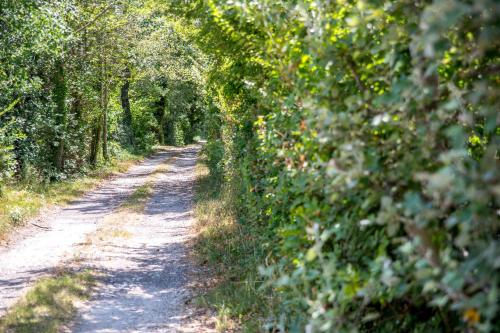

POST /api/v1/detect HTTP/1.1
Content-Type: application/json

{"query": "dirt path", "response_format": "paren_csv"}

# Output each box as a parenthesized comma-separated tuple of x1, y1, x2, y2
(0, 146, 201, 331)
(69, 146, 200, 333)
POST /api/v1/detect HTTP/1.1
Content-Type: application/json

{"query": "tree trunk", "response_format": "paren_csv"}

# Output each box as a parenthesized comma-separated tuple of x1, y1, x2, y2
(120, 67, 134, 147)
(69, 92, 85, 168)
(100, 36, 109, 161)
(158, 127, 165, 145)
(155, 94, 167, 145)
(102, 103, 108, 160)
(89, 117, 102, 166)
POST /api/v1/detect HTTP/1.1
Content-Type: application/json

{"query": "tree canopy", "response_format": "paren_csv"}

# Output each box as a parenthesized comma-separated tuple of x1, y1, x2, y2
(0, 0, 207, 183)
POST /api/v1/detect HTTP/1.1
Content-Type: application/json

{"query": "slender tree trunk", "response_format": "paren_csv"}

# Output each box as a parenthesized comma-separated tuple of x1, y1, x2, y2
(102, 103, 108, 160)
(155, 94, 167, 145)
(158, 106, 168, 145)
(100, 36, 109, 161)
(69, 91, 85, 168)
(89, 117, 102, 166)
(158, 114, 166, 145)
(90, 33, 108, 166)
(121, 67, 134, 147)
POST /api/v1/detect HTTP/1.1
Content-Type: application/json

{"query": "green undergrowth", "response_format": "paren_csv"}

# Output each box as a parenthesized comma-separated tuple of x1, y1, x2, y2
(0, 148, 151, 239)
(0, 270, 95, 333)
(192, 159, 273, 332)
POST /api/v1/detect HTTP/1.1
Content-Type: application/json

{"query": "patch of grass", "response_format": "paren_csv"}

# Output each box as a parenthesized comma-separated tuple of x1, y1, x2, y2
(94, 226, 134, 241)
(0, 270, 95, 333)
(121, 155, 175, 212)
(92, 158, 172, 243)
(0, 150, 149, 239)
(109, 228, 133, 239)
(192, 160, 271, 332)
(122, 182, 154, 211)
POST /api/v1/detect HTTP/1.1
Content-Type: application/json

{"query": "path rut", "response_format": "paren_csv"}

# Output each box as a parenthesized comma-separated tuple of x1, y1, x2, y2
(0, 146, 200, 331)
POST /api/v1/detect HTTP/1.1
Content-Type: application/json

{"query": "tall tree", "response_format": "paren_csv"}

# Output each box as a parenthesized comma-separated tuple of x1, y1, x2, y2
(120, 67, 134, 147)
(51, 59, 68, 172)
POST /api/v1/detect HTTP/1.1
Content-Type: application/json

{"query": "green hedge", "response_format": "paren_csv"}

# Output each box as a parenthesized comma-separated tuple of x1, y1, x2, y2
(177, 0, 499, 331)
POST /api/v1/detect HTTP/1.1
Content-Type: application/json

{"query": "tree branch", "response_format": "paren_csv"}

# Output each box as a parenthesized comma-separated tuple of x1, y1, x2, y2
(75, 5, 114, 33)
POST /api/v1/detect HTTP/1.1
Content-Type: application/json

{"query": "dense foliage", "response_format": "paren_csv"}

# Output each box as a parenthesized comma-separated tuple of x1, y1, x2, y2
(2, 0, 499, 331)
(0, 0, 206, 186)
(173, 0, 499, 332)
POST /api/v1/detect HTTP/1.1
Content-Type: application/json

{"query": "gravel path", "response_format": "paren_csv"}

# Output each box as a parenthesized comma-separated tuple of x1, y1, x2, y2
(70, 145, 199, 333)
(0, 146, 198, 324)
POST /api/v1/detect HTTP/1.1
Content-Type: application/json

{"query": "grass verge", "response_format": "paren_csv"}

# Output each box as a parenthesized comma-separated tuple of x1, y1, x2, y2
(191, 159, 272, 332)
(0, 149, 151, 240)
(0, 270, 95, 333)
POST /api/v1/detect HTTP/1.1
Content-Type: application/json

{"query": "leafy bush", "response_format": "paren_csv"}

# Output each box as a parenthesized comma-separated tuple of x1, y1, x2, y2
(166, 116, 191, 146)
(176, 0, 500, 331)
(203, 139, 225, 180)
